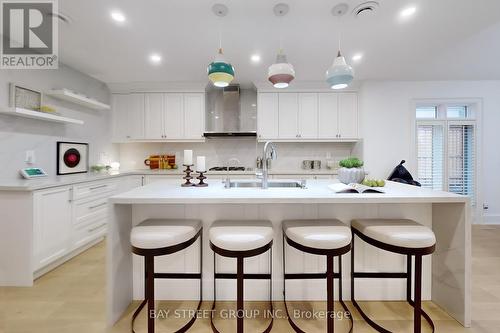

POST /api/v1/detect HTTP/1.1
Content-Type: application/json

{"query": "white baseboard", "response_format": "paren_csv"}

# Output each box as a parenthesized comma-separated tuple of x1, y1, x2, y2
(482, 214, 500, 225)
(33, 237, 104, 279)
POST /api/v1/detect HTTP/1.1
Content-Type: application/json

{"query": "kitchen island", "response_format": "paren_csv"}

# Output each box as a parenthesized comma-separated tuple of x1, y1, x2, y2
(107, 179, 471, 327)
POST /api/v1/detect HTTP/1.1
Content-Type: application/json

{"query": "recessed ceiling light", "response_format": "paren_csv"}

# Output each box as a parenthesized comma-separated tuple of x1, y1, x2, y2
(400, 6, 417, 18)
(251, 54, 261, 63)
(149, 53, 162, 64)
(110, 11, 126, 23)
(352, 53, 363, 62)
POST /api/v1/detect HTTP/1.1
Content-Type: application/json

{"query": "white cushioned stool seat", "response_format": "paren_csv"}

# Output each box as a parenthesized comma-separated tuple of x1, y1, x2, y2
(131, 219, 202, 249)
(283, 219, 351, 250)
(209, 220, 273, 252)
(351, 219, 436, 249)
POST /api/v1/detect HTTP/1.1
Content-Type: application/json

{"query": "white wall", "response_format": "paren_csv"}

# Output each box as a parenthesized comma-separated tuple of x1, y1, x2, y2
(359, 80, 500, 223)
(0, 64, 117, 180)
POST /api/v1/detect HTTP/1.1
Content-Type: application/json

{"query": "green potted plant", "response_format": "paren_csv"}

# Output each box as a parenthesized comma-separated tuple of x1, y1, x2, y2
(338, 157, 365, 184)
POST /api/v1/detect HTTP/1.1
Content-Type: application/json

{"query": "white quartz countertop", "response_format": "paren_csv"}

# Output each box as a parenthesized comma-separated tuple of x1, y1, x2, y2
(110, 179, 468, 204)
(0, 169, 339, 191)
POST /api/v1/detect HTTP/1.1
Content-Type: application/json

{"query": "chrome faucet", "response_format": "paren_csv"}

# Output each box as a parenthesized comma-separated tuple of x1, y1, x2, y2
(261, 141, 277, 189)
(224, 157, 241, 189)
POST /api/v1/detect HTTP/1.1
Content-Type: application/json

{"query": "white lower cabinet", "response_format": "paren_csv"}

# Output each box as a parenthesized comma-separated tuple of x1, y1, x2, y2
(33, 186, 73, 270)
(32, 175, 143, 274)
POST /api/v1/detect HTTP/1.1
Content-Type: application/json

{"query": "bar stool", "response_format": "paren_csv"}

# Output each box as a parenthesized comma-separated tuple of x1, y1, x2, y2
(209, 220, 274, 333)
(130, 219, 203, 333)
(350, 219, 436, 333)
(282, 219, 353, 333)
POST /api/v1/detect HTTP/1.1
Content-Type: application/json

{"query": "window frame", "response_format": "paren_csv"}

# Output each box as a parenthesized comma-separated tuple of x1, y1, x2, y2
(410, 98, 483, 223)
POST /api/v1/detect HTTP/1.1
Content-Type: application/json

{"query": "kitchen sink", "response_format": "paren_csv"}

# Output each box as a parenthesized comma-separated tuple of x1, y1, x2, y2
(226, 180, 306, 189)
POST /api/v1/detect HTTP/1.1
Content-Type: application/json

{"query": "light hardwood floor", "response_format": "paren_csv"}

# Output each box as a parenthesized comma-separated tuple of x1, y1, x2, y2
(1, 225, 499, 333)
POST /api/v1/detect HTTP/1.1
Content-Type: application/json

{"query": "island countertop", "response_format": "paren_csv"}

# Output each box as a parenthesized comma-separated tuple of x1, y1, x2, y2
(110, 179, 468, 204)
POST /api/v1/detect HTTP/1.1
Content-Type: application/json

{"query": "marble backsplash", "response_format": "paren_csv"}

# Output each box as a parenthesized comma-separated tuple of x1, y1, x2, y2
(118, 139, 361, 172)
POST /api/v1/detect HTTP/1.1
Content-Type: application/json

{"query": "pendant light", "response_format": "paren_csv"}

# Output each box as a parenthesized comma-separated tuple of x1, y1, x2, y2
(325, 3, 354, 89)
(207, 4, 234, 88)
(268, 4, 295, 89)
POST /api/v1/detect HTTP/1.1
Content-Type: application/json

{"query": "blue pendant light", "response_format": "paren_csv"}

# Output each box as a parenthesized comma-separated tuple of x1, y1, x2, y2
(325, 50, 354, 89)
(325, 4, 354, 89)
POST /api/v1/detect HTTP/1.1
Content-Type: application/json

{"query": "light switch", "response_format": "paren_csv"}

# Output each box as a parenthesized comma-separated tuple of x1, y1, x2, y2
(25, 150, 36, 164)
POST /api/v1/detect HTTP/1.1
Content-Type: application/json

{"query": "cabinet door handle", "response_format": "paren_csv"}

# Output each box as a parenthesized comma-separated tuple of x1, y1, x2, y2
(88, 202, 107, 210)
(89, 184, 108, 191)
(88, 223, 106, 233)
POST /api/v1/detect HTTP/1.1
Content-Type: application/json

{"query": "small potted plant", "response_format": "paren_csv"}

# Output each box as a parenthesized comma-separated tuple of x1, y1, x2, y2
(338, 157, 365, 184)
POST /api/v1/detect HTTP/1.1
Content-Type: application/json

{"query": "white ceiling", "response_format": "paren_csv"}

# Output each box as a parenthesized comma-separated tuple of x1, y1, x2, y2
(58, 0, 500, 85)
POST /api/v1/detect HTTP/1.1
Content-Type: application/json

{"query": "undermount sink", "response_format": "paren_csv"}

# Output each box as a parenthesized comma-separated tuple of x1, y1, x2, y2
(226, 180, 306, 189)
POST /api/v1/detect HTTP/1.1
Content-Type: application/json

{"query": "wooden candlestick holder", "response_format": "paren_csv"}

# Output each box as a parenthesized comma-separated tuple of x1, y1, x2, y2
(182, 164, 195, 187)
(195, 171, 208, 187)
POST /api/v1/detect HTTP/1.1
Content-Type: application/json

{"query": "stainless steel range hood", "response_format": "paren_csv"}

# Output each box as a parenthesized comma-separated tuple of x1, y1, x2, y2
(204, 84, 257, 137)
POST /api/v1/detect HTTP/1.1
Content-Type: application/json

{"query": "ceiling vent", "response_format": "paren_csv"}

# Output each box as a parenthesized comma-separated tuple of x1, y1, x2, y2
(46, 11, 73, 24)
(352, 1, 379, 18)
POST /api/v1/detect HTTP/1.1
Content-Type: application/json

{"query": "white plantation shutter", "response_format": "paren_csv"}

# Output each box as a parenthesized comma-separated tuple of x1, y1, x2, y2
(447, 123, 475, 202)
(415, 102, 477, 206)
(417, 124, 444, 190)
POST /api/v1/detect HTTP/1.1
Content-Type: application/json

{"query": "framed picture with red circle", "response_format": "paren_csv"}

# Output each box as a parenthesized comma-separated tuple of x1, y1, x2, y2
(57, 142, 89, 175)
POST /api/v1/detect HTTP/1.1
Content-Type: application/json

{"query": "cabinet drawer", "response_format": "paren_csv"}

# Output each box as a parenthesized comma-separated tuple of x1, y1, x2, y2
(73, 181, 117, 201)
(73, 219, 107, 249)
(74, 195, 108, 226)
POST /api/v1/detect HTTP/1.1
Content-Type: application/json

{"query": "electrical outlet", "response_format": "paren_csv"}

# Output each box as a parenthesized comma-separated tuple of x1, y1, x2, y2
(483, 203, 489, 210)
(25, 150, 35, 164)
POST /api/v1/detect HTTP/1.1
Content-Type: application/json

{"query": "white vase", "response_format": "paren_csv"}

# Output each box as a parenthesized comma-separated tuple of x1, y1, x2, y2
(338, 167, 365, 184)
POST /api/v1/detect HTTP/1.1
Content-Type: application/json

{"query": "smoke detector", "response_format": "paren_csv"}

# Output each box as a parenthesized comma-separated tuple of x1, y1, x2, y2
(212, 4, 229, 17)
(352, 1, 379, 18)
(273, 3, 290, 17)
(331, 3, 349, 17)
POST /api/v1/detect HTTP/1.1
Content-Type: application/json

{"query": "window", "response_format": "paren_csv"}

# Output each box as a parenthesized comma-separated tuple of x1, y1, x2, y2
(416, 106, 438, 119)
(415, 103, 476, 203)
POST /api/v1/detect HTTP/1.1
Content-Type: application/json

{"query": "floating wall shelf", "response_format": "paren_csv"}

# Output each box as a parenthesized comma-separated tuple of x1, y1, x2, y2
(46, 89, 111, 110)
(0, 107, 84, 125)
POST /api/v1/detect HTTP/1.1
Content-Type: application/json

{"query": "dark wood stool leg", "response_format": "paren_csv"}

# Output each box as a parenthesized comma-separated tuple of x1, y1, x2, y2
(407, 255, 412, 302)
(414, 255, 422, 333)
(327, 254, 334, 333)
(350, 231, 355, 302)
(146, 255, 155, 333)
(237, 256, 244, 333)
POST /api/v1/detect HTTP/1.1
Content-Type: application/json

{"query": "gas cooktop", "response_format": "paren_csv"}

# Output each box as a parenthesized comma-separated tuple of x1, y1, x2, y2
(209, 166, 246, 172)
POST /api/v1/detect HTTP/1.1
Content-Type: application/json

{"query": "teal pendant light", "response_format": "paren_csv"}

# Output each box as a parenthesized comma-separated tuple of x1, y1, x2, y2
(207, 4, 234, 87)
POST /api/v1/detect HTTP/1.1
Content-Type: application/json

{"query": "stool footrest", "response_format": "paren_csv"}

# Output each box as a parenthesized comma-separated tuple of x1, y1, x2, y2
(214, 273, 271, 280)
(285, 272, 341, 280)
(154, 273, 202, 279)
(353, 272, 408, 279)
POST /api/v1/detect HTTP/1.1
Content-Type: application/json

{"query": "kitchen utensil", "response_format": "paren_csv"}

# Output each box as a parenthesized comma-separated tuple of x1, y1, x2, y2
(313, 160, 322, 170)
(144, 155, 161, 169)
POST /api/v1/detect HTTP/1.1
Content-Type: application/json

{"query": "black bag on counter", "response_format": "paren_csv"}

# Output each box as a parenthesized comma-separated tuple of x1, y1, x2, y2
(387, 160, 421, 187)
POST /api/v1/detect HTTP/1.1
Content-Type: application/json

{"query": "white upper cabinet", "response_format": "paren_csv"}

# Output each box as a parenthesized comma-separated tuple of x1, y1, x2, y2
(183, 93, 205, 140)
(113, 92, 205, 142)
(164, 93, 184, 139)
(298, 93, 319, 139)
(318, 93, 339, 139)
(144, 93, 164, 139)
(278, 93, 299, 139)
(257, 91, 358, 141)
(112, 93, 145, 142)
(338, 93, 358, 139)
(257, 93, 279, 139)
